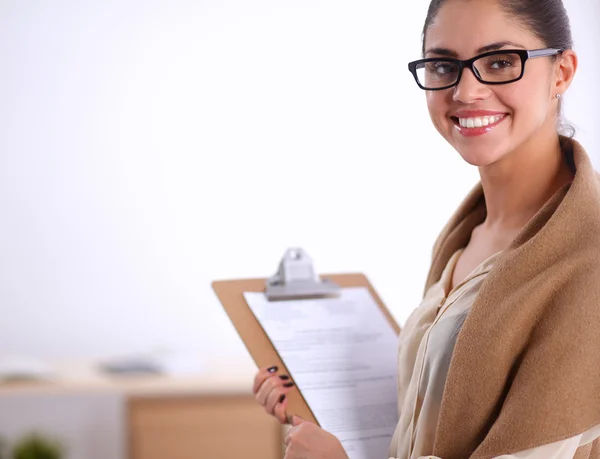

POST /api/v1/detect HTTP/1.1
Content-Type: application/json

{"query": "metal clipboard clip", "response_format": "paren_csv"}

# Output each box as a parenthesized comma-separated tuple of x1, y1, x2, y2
(265, 248, 341, 301)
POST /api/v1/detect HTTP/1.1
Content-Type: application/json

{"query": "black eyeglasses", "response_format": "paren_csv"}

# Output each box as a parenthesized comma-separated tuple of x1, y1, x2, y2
(408, 48, 563, 91)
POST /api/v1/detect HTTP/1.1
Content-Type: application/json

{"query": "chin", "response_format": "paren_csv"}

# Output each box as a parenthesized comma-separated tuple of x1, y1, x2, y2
(450, 140, 508, 167)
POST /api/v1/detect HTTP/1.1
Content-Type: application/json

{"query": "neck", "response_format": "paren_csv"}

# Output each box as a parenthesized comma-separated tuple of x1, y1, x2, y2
(478, 130, 574, 233)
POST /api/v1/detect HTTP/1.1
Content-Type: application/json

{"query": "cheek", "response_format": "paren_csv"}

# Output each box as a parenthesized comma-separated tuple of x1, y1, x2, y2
(497, 85, 526, 113)
(426, 92, 450, 131)
(499, 78, 552, 124)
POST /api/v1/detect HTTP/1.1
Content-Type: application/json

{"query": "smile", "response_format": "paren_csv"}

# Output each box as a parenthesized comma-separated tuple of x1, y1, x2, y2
(451, 113, 508, 137)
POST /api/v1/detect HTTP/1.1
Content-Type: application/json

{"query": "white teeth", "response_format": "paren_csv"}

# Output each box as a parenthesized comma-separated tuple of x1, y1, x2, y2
(457, 115, 505, 128)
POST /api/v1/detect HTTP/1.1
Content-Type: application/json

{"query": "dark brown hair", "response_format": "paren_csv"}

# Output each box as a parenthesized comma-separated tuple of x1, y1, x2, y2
(421, 0, 573, 56)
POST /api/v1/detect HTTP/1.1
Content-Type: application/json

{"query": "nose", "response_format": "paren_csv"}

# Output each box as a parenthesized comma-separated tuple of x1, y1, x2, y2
(453, 67, 491, 104)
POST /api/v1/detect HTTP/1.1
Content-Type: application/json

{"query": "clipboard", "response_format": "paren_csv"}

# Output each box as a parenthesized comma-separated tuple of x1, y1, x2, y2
(211, 248, 400, 425)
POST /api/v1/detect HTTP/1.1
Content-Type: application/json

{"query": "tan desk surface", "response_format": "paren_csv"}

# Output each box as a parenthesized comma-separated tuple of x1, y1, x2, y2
(0, 357, 257, 397)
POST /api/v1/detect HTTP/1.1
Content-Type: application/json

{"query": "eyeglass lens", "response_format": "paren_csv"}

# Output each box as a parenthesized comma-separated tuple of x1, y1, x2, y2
(415, 52, 523, 89)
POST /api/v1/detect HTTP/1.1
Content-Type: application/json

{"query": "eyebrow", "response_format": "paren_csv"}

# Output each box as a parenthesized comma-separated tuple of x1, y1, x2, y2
(424, 41, 525, 57)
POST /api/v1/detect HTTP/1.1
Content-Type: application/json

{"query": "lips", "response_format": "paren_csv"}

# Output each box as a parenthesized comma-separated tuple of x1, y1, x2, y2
(450, 111, 509, 137)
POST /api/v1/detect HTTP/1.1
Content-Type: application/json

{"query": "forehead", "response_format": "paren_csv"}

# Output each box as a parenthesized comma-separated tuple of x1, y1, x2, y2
(424, 0, 544, 57)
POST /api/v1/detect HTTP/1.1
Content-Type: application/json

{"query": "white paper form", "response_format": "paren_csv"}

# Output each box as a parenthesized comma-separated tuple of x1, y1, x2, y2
(244, 287, 399, 459)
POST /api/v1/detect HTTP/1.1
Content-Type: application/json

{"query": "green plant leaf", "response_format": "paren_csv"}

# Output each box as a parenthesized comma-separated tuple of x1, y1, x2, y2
(12, 433, 63, 459)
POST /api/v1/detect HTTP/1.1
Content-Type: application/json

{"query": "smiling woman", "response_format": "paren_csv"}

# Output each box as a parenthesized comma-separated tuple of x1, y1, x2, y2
(388, 2, 600, 459)
(390, 1, 600, 458)
(252, 1, 600, 459)
(418, 0, 577, 170)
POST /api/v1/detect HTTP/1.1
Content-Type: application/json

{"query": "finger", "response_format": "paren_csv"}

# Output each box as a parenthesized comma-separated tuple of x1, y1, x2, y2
(255, 375, 277, 406)
(273, 400, 289, 424)
(256, 374, 294, 406)
(291, 415, 305, 426)
(265, 385, 286, 416)
(252, 365, 278, 394)
(284, 426, 297, 446)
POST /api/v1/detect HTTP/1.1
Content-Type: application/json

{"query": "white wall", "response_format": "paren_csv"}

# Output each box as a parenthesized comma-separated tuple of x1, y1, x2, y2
(0, 0, 598, 364)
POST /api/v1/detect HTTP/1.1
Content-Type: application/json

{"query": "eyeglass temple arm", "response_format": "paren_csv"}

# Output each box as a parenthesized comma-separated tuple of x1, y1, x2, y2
(528, 48, 564, 58)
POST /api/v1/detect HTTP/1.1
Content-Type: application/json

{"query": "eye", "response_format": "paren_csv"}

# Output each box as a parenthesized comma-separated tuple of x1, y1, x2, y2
(489, 59, 513, 69)
(426, 62, 456, 75)
(435, 63, 454, 75)
(479, 53, 520, 71)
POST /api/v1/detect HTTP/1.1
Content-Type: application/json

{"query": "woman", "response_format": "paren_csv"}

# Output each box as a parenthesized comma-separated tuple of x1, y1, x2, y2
(253, 0, 600, 458)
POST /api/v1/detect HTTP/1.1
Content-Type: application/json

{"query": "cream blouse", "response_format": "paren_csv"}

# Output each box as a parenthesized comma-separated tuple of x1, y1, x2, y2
(388, 247, 600, 459)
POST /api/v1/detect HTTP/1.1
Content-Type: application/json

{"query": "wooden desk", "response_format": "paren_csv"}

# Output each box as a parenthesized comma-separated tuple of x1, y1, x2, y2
(129, 393, 281, 459)
(0, 359, 284, 459)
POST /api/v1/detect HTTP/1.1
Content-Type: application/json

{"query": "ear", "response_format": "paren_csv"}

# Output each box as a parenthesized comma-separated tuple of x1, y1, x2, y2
(553, 49, 578, 96)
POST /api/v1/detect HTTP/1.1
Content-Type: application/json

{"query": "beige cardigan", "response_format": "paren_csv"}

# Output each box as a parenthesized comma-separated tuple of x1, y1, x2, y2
(420, 138, 600, 459)
(389, 246, 600, 459)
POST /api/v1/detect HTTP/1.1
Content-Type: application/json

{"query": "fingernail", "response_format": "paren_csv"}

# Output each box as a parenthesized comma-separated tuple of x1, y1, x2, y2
(278, 394, 286, 403)
(279, 375, 290, 380)
(283, 382, 295, 388)
(267, 366, 278, 373)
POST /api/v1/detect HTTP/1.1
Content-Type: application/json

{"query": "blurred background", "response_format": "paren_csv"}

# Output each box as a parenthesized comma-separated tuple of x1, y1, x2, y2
(0, 1, 598, 458)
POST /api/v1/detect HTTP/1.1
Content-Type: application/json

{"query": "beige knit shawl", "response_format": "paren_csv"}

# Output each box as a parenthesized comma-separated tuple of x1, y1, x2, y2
(424, 137, 600, 459)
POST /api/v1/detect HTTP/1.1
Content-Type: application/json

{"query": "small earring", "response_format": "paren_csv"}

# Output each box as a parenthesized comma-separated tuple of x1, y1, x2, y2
(556, 93, 562, 99)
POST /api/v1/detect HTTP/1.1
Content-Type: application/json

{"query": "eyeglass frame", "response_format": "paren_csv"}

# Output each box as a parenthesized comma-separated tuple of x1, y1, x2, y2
(407, 48, 564, 91)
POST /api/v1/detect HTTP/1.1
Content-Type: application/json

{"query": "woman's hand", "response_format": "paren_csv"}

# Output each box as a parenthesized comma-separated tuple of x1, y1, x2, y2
(252, 365, 296, 424)
(284, 416, 349, 459)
